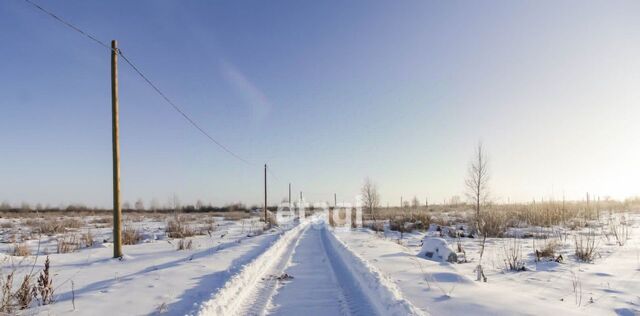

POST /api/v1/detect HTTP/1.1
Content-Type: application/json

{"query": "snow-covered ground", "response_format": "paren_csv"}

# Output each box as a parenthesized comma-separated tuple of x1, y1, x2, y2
(1, 212, 639, 315)
(0, 214, 291, 315)
(334, 213, 640, 315)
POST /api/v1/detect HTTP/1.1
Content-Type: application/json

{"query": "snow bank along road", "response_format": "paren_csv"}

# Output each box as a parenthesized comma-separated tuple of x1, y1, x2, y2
(196, 219, 424, 316)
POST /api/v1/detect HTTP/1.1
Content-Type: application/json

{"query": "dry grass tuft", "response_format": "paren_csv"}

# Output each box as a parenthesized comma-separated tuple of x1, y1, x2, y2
(478, 208, 508, 237)
(57, 235, 79, 254)
(535, 239, 560, 260)
(574, 231, 598, 262)
(61, 218, 83, 229)
(166, 216, 196, 238)
(35, 256, 54, 305)
(0, 256, 54, 312)
(89, 217, 112, 225)
(12, 243, 30, 257)
(222, 211, 251, 221)
(15, 275, 32, 310)
(176, 238, 193, 251)
(0, 272, 15, 312)
(503, 238, 526, 271)
(81, 230, 94, 248)
(123, 226, 142, 245)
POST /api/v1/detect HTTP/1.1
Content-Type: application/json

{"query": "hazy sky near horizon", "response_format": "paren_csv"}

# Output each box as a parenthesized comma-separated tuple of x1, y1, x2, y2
(2, 0, 640, 208)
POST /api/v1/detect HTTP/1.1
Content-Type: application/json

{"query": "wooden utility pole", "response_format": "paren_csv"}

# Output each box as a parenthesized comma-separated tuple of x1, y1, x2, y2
(334, 193, 337, 208)
(111, 40, 122, 258)
(288, 183, 291, 205)
(264, 164, 268, 224)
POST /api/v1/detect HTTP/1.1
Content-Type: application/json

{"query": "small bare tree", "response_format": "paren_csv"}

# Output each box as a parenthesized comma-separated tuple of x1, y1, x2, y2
(466, 142, 490, 282)
(466, 143, 490, 225)
(134, 199, 145, 211)
(361, 178, 380, 221)
(411, 196, 420, 209)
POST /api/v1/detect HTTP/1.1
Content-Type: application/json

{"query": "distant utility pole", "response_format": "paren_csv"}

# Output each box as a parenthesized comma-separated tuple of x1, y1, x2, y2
(264, 164, 268, 224)
(334, 193, 337, 208)
(289, 183, 292, 205)
(111, 40, 122, 258)
(400, 196, 403, 208)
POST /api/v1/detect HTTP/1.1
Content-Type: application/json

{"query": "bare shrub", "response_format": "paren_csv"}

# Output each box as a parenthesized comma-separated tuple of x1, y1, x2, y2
(535, 239, 560, 261)
(81, 229, 94, 248)
(89, 217, 111, 225)
(503, 238, 525, 271)
(177, 238, 193, 251)
(0, 221, 13, 229)
(61, 218, 83, 229)
(609, 216, 629, 246)
(389, 215, 409, 239)
(570, 270, 583, 306)
(478, 208, 507, 237)
(222, 211, 251, 221)
(122, 226, 142, 245)
(166, 216, 196, 238)
(24, 218, 42, 227)
(412, 212, 431, 230)
(0, 271, 41, 312)
(12, 243, 30, 257)
(126, 214, 145, 223)
(574, 231, 598, 262)
(57, 235, 79, 254)
(36, 220, 65, 235)
(364, 221, 384, 232)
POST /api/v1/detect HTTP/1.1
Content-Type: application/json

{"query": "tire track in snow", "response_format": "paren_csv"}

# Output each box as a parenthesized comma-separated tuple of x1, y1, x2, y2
(196, 221, 308, 316)
(239, 225, 310, 315)
(319, 227, 379, 316)
(197, 218, 424, 316)
(266, 226, 378, 315)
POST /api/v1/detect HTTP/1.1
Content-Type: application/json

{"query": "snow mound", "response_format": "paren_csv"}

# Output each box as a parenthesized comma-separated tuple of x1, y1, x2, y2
(417, 237, 457, 263)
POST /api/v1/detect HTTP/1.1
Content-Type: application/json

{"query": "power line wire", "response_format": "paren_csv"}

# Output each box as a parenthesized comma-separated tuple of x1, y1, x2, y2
(24, 0, 111, 50)
(118, 52, 254, 165)
(22, 0, 254, 166)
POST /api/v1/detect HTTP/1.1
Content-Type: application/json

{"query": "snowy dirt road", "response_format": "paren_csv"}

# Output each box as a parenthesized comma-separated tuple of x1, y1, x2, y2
(197, 219, 423, 316)
(266, 226, 378, 315)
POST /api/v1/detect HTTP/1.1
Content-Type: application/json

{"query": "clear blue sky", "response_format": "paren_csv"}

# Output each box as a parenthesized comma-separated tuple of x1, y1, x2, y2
(2, 0, 640, 208)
